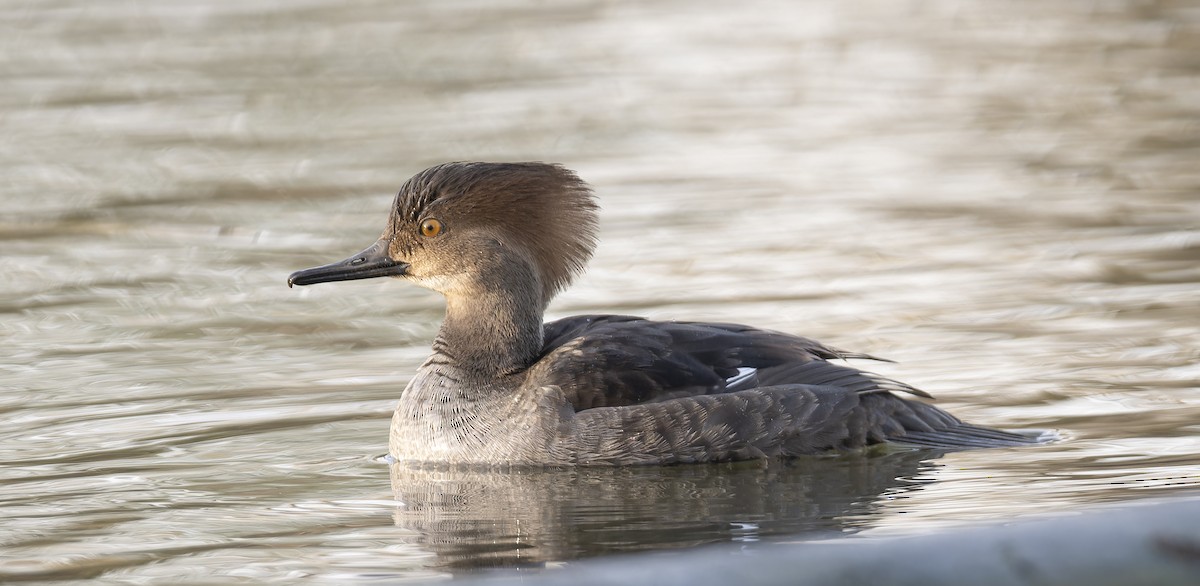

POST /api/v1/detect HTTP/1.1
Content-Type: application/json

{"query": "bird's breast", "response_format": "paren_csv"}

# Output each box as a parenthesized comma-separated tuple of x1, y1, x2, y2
(388, 367, 575, 466)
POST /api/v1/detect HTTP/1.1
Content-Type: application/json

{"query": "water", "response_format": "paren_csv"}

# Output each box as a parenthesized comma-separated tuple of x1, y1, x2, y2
(3, 0, 1198, 582)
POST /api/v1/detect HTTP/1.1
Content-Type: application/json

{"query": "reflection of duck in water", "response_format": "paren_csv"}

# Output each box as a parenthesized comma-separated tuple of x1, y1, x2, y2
(289, 162, 1045, 466)
(388, 450, 941, 570)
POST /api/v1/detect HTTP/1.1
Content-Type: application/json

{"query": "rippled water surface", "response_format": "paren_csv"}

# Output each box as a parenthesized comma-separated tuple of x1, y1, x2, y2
(3, 0, 1199, 582)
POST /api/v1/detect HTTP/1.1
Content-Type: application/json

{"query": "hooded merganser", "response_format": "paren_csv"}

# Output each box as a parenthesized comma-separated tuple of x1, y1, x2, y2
(288, 162, 1044, 466)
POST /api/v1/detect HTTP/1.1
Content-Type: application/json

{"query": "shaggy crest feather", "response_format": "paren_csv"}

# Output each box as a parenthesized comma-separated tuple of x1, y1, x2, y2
(388, 162, 598, 302)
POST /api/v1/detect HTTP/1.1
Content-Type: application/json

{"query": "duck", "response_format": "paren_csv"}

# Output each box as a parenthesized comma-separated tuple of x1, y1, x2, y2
(288, 162, 1044, 466)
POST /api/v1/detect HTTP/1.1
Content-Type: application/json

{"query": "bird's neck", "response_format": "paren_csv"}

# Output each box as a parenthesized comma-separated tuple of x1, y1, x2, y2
(432, 271, 547, 381)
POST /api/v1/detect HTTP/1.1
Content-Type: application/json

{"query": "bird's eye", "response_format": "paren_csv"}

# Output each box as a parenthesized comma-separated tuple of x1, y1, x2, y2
(420, 218, 443, 238)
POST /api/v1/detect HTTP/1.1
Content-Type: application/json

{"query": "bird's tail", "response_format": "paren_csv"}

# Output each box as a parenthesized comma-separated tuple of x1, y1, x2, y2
(872, 394, 1055, 449)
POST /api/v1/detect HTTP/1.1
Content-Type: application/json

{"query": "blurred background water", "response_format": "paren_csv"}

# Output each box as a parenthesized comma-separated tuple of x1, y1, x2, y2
(2, 0, 1198, 582)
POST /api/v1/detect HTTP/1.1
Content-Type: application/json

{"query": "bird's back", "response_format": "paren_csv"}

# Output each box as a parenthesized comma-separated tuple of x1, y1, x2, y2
(516, 315, 1042, 465)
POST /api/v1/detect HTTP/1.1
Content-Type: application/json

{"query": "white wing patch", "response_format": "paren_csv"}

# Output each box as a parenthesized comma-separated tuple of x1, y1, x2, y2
(724, 367, 757, 390)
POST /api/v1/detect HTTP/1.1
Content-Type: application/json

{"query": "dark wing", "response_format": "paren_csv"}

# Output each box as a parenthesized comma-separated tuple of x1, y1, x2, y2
(529, 314, 927, 411)
(532, 315, 1044, 464)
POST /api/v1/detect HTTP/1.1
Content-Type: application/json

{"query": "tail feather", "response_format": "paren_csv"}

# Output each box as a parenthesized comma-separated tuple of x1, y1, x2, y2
(895, 427, 1042, 449)
(892, 415, 1051, 449)
(864, 393, 1050, 449)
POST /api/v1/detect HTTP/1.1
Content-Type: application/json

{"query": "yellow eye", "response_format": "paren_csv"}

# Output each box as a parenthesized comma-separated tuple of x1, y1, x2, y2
(420, 218, 443, 238)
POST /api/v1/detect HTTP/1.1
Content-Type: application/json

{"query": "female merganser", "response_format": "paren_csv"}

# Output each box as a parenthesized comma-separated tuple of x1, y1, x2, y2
(288, 162, 1042, 466)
